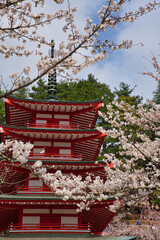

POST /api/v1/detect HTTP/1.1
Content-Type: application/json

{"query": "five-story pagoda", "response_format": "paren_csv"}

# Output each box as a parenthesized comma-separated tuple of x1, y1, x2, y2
(0, 42, 115, 237)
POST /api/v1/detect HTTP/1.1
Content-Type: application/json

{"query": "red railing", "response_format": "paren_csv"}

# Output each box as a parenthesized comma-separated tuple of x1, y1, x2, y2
(17, 186, 52, 194)
(8, 223, 92, 233)
(27, 153, 82, 161)
(16, 186, 82, 195)
(26, 123, 80, 129)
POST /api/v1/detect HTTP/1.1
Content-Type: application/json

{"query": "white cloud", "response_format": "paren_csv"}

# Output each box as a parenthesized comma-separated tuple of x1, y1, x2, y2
(76, 0, 160, 100)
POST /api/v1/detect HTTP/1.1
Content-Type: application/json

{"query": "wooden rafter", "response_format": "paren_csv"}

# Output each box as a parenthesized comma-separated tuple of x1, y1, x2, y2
(5, 99, 34, 114)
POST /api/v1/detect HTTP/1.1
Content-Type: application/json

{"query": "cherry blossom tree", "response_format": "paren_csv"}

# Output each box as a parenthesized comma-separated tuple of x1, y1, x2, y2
(0, 0, 160, 97)
(104, 198, 160, 240)
(0, 0, 160, 217)
(97, 96, 160, 210)
(142, 54, 160, 83)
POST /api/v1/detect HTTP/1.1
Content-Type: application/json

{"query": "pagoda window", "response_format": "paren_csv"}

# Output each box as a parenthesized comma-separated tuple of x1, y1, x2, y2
(36, 119, 47, 124)
(33, 148, 45, 154)
(34, 141, 52, 147)
(54, 114, 70, 120)
(28, 180, 43, 187)
(23, 209, 50, 214)
(52, 209, 77, 214)
(36, 113, 52, 119)
(54, 142, 71, 147)
(22, 216, 40, 225)
(61, 216, 78, 225)
(59, 120, 70, 126)
(59, 149, 71, 155)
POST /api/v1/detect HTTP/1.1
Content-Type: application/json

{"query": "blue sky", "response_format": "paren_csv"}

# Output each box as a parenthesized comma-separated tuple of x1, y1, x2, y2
(74, 0, 160, 100)
(1, 0, 160, 100)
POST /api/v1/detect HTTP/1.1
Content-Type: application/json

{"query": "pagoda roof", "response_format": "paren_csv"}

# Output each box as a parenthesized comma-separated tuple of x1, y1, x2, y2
(0, 122, 105, 141)
(0, 161, 107, 195)
(6, 95, 103, 104)
(6, 160, 106, 168)
(5, 96, 103, 114)
(0, 123, 105, 162)
(0, 194, 114, 202)
(3, 161, 106, 177)
(5, 96, 103, 129)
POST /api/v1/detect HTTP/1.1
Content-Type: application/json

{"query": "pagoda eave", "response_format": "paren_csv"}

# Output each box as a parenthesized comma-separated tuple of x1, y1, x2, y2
(5, 96, 103, 114)
(0, 194, 115, 206)
(5, 96, 103, 129)
(0, 123, 105, 140)
(2, 161, 107, 175)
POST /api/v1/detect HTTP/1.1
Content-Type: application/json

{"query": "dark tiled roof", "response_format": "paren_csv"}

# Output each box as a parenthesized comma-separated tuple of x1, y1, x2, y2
(0, 194, 115, 201)
(6, 95, 103, 104)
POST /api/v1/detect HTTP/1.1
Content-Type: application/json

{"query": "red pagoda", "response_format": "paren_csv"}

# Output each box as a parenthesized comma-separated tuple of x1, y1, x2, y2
(0, 43, 115, 237)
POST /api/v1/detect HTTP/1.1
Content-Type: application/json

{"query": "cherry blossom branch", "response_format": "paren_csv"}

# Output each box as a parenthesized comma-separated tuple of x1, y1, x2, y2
(1, 0, 160, 96)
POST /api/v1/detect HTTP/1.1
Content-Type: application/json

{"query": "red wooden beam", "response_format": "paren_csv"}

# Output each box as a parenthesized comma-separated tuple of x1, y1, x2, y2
(71, 106, 96, 116)
(5, 98, 35, 114)
(75, 133, 106, 143)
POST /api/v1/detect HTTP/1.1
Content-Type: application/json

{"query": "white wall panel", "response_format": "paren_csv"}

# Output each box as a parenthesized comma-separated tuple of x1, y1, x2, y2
(59, 149, 71, 154)
(23, 209, 50, 214)
(54, 114, 69, 119)
(61, 217, 78, 225)
(22, 216, 40, 224)
(54, 142, 71, 147)
(28, 180, 43, 187)
(52, 209, 77, 214)
(36, 113, 52, 118)
(34, 141, 52, 147)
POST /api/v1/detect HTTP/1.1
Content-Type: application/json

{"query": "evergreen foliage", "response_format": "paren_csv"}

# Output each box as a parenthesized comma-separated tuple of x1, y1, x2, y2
(29, 79, 48, 99)
(28, 74, 114, 102)
(57, 74, 114, 102)
(0, 86, 5, 121)
(114, 82, 143, 105)
(153, 82, 160, 104)
(100, 82, 143, 159)
(13, 80, 29, 98)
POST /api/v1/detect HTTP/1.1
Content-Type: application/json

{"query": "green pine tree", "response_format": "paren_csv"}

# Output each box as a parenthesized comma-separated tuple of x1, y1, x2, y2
(100, 82, 143, 159)
(13, 80, 29, 99)
(153, 82, 160, 104)
(114, 82, 143, 105)
(29, 74, 114, 102)
(0, 86, 5, 121)
(57, 74, 114, 102)
(29, 79, 48, 99)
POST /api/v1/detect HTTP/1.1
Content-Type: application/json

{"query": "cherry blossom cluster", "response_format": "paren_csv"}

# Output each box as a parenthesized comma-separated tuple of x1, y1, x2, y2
(1, 0, 160, 97)
(105, 198, 160, 240)
(97, 99, 160, 209)
(33, 160, 120, 212)
(0, 140, 33, 164)
(142, 54, 160, 83)
(32, 160, 115, 211)
(0, 138, 117, 212)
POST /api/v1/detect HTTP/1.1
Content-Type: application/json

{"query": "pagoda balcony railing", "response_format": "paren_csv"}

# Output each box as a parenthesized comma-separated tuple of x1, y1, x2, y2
(17, 186, 53, 194)
(16, 186, 83, 195)
(27, 153, 83, 161)
(26, 123, 80, 129)
(8, 223, 92, 233)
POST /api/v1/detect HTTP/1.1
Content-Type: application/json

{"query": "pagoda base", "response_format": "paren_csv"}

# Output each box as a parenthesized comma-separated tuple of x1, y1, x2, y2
(0, 232, 136, 240)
